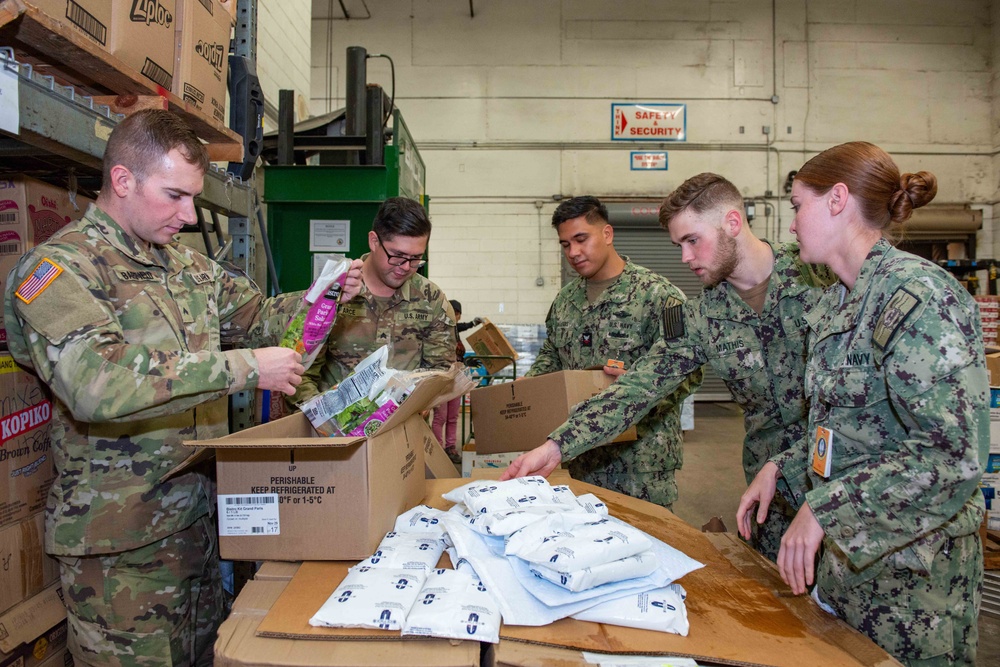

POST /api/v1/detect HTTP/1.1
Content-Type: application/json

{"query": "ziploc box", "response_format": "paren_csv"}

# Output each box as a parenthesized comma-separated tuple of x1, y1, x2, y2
(110, 0, 177, 90)
(469, 370, 638, 455)
(0, 177, 91, 345)
(185, 374, 452, 561)
(0, 354, 56, 530)
(174, 0, 231, 123)
(30, 0, 112, 47)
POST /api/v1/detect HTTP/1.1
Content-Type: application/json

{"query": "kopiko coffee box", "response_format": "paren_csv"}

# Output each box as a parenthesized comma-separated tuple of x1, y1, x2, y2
(0, 354, 56, 530)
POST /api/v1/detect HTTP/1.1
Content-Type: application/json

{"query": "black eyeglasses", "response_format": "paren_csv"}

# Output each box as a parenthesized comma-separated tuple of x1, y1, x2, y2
(375, 232, 427, 268)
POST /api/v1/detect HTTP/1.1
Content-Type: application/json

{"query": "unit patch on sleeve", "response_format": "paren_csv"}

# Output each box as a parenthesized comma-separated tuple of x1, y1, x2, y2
(15, 259, 63, 304)
(873, 286, 921, 350)
(662, 298, 684, 340)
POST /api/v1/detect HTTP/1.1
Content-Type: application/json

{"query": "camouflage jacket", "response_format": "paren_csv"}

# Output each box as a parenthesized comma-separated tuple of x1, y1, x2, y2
(293, 255, 456, 403)
(551, 243, 833, 483)
(774, 238, 988, 581)
(529, 259, 701, 474)
(3, 205, 299, 556)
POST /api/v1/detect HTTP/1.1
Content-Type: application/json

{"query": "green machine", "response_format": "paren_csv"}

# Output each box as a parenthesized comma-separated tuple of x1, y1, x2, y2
(262, 47, 427, 293)
(263, 110, 426, 293)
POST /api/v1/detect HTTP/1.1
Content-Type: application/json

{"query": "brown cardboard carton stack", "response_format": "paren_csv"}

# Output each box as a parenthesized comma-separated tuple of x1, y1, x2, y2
(185, 373, 460, 562)
(110, 0, 177, 91)
(0, 177, 92, 345)
(30, 0, 112, 48)
(469, 370, 637, 454)
(975, 295, 999, 347)
(0, 585, 68, 667)
(0, 351, 64, 665)
(174, 0, 231, 124)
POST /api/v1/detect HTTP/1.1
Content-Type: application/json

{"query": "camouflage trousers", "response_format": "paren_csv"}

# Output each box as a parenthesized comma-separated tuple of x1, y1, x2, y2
(57, 514, 225, 667)
(570, 466, 678, 511)
(747, 490, 798, 562)
(817, 531, 982, 666)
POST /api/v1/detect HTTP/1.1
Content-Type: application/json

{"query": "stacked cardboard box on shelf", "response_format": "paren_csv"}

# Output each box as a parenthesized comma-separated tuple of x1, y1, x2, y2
(976, 295, 999, 347)
(985, 381, 1000, 531)
(0, 352, 65, 665)
(0, 177, 93, 345)
(30, 0, 111, 47)
(174, 0, 232, 124)
(111, 0, 178, 90)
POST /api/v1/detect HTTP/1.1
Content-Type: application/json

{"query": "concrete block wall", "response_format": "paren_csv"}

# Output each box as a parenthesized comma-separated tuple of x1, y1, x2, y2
(309, 0, 998, 324)
(257, 0, 312, 121)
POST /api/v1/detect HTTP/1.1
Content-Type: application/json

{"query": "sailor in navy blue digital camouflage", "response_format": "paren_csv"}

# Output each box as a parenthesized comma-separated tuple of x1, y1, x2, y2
(291, 196, 455, 405)
(505, 175, 834, 560)
(739, 142, 987, 666)
(3, 110, 361, 667)
(517, 196, 701, 510)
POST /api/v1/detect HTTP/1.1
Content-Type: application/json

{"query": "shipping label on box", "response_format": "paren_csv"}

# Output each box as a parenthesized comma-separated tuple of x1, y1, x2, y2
(470, 370, 637, 454)
(0, 355, 56, 530)
(0, 512, 59, 616)
(29, 0, 112, 47)
(111, 0, 177, 90)
(174, 0, 231, 123)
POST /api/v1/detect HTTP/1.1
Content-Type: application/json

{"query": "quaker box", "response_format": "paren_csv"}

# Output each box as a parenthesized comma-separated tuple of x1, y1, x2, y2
(465, 318, 517, 375)
(110, 0, 177, 91)
(173, 0, 231, 124)
(0, 177, 91, 345)
(470, 370, 637, 455)
(0, 354, 56, 531)
(30, 0, 112, 47)
(185, 375, 453, 562)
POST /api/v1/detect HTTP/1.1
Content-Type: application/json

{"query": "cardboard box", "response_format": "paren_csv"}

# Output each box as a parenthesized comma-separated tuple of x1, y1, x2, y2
(0, 512, 59, 615)
(253, 388, 291, 425)
(214, 579, 480, 667)
(30, 0, 111, 47)
(253, 561, 300, 582)
(465, 318, 517, 375)
(988, 353, 1000, 387)
(460, 445, 519, 478)
(0, 354, 57, 530)
(469, 370, 638, 454)
(0, 177, 91, 344)
(0, 585, 67, 667)
(111, 0, 177, 90)
(174, 0, 231, 123)
(187, 375, 453, 561)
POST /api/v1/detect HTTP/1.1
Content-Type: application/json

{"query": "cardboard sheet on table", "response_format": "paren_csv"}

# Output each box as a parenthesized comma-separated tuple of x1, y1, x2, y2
(259, 477, 900, 667)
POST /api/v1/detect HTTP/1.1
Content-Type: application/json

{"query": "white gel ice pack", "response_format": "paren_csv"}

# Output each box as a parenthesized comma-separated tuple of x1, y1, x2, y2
(505, 513, 651, 572)
(526, 550, 658, 592)
(309, 565, 426, 631)
(360, 531, 446, 572)
(572, 584, 689, 636)
(402, 568, 502, 644)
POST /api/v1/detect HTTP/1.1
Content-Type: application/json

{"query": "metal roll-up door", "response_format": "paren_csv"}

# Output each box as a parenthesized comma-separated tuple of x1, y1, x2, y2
(610, 227, 731, 401)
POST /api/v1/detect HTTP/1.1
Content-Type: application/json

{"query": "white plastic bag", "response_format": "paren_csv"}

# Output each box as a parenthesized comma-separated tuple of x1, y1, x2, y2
(309, 565, 426, 631)
(525, 550, 659, 592)
(505, 513, 652, 572)
(402, 568, 502, 644)
(571, 584, 689, 636)
(360, 531, 446, 572)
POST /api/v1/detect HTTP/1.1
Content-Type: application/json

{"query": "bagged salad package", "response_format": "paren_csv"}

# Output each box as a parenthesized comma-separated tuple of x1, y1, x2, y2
(298, 346, 477, 438)
(279, 255, 352, 368)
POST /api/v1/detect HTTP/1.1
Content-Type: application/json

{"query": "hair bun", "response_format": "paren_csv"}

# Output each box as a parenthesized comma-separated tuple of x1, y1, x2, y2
(889, 171, 938, 223)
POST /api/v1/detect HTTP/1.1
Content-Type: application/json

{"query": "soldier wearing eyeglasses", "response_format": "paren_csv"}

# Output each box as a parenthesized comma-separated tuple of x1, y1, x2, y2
(291, 197, 457, 404)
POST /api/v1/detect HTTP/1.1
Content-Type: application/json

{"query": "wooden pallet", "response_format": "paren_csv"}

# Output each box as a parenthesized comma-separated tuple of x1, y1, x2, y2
(0, 0, 243, 161)
(985, 527, 1000, 570)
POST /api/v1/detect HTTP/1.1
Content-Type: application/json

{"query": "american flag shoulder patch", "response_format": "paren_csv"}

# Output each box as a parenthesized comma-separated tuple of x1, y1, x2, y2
(16, 258, 64, 304)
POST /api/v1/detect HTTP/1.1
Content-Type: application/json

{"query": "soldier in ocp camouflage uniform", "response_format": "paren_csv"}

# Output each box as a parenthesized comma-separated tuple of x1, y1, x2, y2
(519, 196, 701, 510)
(2, 111, 362, 667)
(505, 176, 834, 560)
(291, 197, 455, 405)
(741, 143, 986, 665)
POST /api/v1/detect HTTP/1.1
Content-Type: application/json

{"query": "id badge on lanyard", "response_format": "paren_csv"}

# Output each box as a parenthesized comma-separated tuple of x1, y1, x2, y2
(812, 425, 833, 478)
